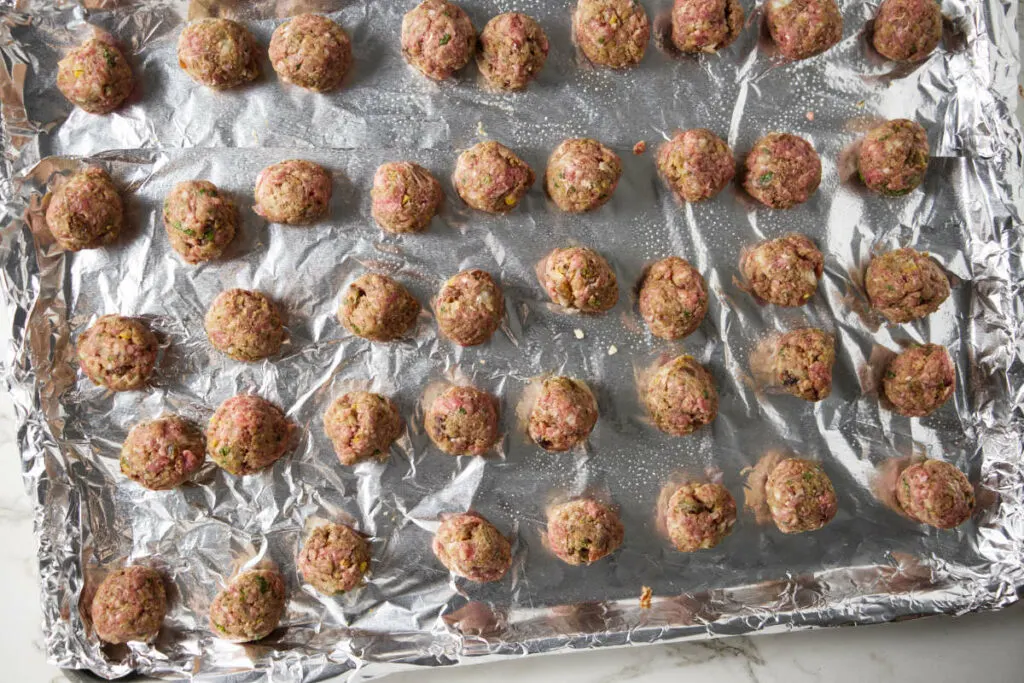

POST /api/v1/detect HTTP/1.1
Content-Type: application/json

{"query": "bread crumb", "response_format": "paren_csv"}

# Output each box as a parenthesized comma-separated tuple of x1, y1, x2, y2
(573, 328, 585, 339)
(608, 345, 618, 355)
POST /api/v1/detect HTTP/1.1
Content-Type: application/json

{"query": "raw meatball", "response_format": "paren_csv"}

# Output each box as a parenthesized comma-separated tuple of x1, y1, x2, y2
(57, 38, 134, 114)
(269, 14, 352, 92)
(45, 166, 123, 252)
(209, 569, 286, 643)
(77, 315, 158, 391)
(424, 385, 500, 456)
(177, 18, 260, 89)
(298, 523, 371, 594)
(162, 180, 238, 264)
(453, 141, 535, 213)
(435, 269, 505, 346)
(432, 512, 512, 582)
(857, 119, 930, 196)
(546, 498, 624, 565)
(91, 566, 167, 644)
(873, 0, 942, 63)
(545, 138, 622, 213)
(664, 482, 737, 552)
(371, 162, 443, 233)
(670, 0, 744, 53)
(657, 128, 735, 203)
(644, 355, 718, 436)
(765, 0, 843, 61)
(338, 273, 420, 342)
(323, 391, 403, 466)
(206, 394, 292, 475)
(638, 256, 709, 340)
(574, 0, 650, 68)
(765, 458, 838, 533)
(740, 234, 824, 307)
(896, 459, 974, 529)
(865, 247, 949, 323)
(770, 328, 836, 401)
(882, 344, 955, 417)
(253, 159, 332, 225)
(477, 12, 549, 91)
(539, 246, 619, 313)
(120, 415, 205, 490)
(743, 133, 821, 209)
(528, 376, 599, 452)
(204, 289, 284, 362)
(401, 0, 476, 80)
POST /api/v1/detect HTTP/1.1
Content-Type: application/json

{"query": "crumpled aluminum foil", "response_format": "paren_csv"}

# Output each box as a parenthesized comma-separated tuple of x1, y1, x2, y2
(1, 0, 1022, 681)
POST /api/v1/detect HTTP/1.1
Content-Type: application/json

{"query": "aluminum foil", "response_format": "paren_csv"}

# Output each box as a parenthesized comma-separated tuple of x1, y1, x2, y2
(1, 0, 1023, 681)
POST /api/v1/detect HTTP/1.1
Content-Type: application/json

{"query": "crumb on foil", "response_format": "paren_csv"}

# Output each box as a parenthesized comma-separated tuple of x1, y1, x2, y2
(640, 585, 652, 608)
(573, 328, 585, 339)
(633, 141, 647, 155)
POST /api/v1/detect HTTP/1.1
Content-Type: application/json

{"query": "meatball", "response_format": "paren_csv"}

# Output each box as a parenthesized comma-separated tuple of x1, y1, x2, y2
(91, 566, 167, 645)
(57, 38, 134, 114)
(882, 344, 955, 417)
(865, 247, 949, 323)
(546, 498, 624, 565)
(657, 128, 735, 203)
(873, 0, 942, 63)
(371, 162, 443, 233)
(209, 569, 286, 643)
(740, 234, 824, 307)
(338, 273, 421, 342)
(896, 459, 974, 529)
(206, 394, 292, 476)
(765, 0, 843, 61)
(253, 159, 332, 225)
(120, 415, 206, 490)
(664, 482, 737, 552)
(269, 14, 352, 92)
(765, 458, 838, 533)
(644, 355, 718, 436)
(45, 166, 123, 252)
(574, 0, 650, 68)
(435, 269, 505, 346)
(453, 141, 535, 213)
(770, 328, 836, 401)
(162, 180, 238, 264)
(204, 289, 284, 362)
(539, 246, 619, 313)
(857, 119, 930, 196)
(323, 391, 403, 466)
(743, 133, 822, 209)
(477, 12, 549, 91)
(424, 385, 500, 456)
(638, 256, 709, 340)
(545, 138, 622, 213)
(670, 0, 744, 53)
(77, 315, 158, 391)
(432, 512, 512, 582)
(298, 523, 371, 594)
(528, 376, 599, 452)
(177, 18, 260, 89)
(401, 0, 476, 80)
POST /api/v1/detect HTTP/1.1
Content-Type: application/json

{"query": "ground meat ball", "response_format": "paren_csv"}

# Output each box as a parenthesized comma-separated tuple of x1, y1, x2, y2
(865, 247, 949, 323)
(269, 14, 352, 92)
(177, 18, 260, 89)
(528, 376, 599, 452)
(371, 162, 443, 233)
(539, 246, 619, 313)
(432, 512, 512, 582)
(91, 566, 167, 644)
(665, 482, 737, 552)
(323, 391, 403, 466)
(547, 498, 624, 565)
(657, 129, 735, 203)
(545, 138, 622, 213)
(77, 315, 158, 391)
(896, 459, 974, 529)
(671, 0, 744, 53)
(162, 180, 237, 264)
(765, 458, 838, 533)
(771, 328, 835, 401)
(57, 38, 134, 114)
(644, 355, 718, 436)
(743, 133, 821, 209)
(120, 416, 205, 490)
(204, 289, 284, 361)
(740, 234, 824, 307)
(46, 167, 123, 252)
(477, 12, 549, 91)
(574, 0, 650, 68)
(638, 257, 709, 340)
(338, 273, 421, 342)
(857, 119, 930, 196)
(765, 0, 843, 61)
(206, 394, 292, 475)
(882, 344, 955, 417)
(209, 569, 286, 643)
(436, 269, 505, 346)
(453, 141, 535, 213)
(298, 523, 371, 594)
(873, 0, 942, 63)
(401, 0, 476, 80)
(253, 159, 332, 225)
(424, 385, 500, 456)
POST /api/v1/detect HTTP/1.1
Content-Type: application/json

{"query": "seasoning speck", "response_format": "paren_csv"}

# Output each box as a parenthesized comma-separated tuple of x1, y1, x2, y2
(573, 328, 585, 339)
